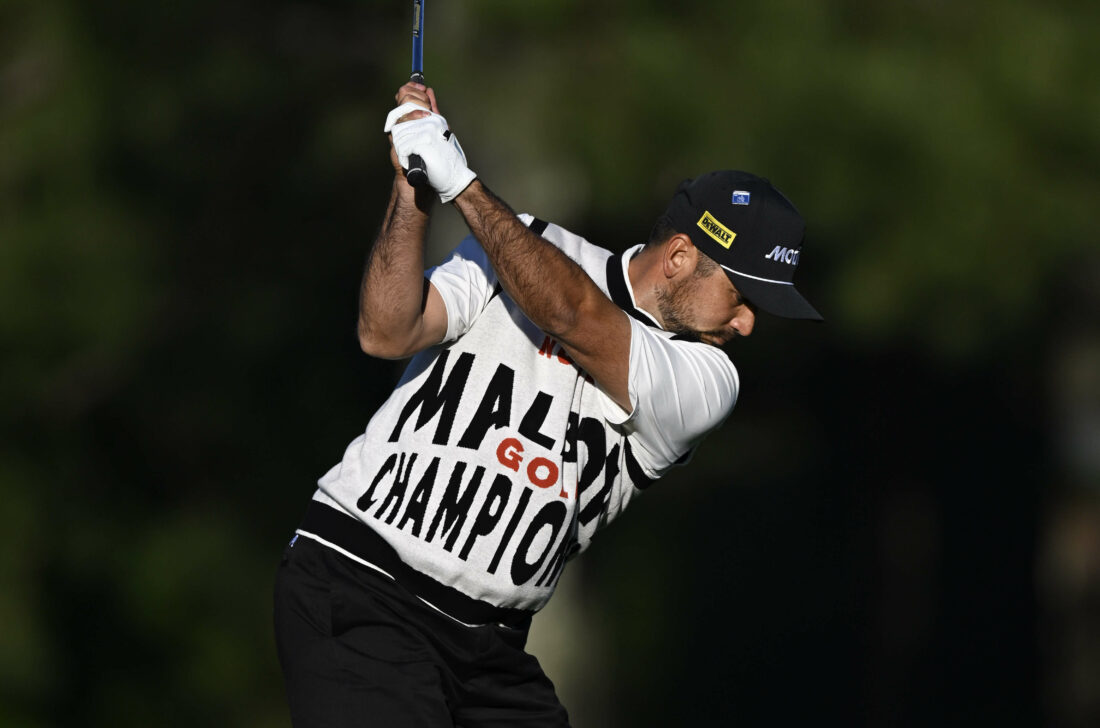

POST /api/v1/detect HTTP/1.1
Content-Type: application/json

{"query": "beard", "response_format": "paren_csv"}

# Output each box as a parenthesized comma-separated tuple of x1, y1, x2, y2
(655, 276, 737, 346)
(655, 277, 698, 339)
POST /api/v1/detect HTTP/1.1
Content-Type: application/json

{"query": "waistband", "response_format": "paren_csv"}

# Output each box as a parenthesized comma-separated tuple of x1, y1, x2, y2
(297, 500, 534, 630)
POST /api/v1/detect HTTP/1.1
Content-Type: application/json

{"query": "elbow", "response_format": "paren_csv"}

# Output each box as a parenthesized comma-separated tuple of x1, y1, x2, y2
(357, 326, 382, 357)
(538, 306, 578, 341)
(359, 335, 407, 360)
(358, 315, 435, 360)
(357, 319, 404, 359)
(540, 291, 593, 341)
(358, 331, 381, 357)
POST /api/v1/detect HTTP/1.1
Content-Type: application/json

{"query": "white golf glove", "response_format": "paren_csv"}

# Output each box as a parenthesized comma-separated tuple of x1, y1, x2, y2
(384, 102, 477, 203)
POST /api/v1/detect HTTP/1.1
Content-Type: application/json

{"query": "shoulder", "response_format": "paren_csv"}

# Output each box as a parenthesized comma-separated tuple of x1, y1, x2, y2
(622, 324, 739, 467)
(611, 341, 738, 478)
(635, 328, 740, 405)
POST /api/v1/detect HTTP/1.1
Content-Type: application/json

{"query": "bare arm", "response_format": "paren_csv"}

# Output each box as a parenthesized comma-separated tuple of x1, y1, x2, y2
(358, 84, 449, 359)
(356, 179, 449, 359)
(452, 180, 634, 412)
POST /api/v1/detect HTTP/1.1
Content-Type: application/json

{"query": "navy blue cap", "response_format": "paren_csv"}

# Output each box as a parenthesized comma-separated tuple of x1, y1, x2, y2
(664, 171, 823, 321)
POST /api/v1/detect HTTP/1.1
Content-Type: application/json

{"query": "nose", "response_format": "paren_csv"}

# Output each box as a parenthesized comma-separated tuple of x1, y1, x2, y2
(730, 306, 755, 337)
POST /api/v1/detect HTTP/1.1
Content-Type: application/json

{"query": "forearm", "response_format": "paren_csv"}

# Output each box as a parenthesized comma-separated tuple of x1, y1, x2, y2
(453, 179, 632, 409)
(452, 180, 601, 339)
(387, 86, 631, 408)
(358, 177, 434, 357)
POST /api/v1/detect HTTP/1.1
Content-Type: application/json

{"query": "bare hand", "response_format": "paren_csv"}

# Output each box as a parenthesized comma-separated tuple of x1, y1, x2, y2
(388, 83, 441, 177)
(393, 84, 439, 127)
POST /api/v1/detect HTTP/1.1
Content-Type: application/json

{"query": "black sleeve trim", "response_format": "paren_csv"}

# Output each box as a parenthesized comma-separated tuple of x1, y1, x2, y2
(624, 441, 655, 491)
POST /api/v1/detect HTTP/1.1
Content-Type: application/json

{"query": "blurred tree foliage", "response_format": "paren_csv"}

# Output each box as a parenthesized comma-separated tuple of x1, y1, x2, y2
(1, 0, 1096, 725)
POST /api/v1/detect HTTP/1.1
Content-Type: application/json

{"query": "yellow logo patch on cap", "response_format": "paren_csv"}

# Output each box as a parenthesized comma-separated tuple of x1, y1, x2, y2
(697, 211, 737, 249)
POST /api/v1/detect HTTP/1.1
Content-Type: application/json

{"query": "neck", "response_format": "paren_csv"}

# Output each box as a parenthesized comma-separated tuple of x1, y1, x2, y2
(626, 245, 667, 327)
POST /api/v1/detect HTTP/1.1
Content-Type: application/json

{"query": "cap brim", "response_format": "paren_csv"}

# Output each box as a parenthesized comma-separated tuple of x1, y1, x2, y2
(724, 271, 824, 321)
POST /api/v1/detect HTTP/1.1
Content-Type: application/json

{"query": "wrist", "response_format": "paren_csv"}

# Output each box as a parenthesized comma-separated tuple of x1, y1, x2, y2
(394, 173, 435, 213)
(452, 178, 483, 211)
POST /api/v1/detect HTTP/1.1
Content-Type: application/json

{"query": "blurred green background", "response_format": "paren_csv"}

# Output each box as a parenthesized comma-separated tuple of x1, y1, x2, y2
(2, 0, 1098, 725)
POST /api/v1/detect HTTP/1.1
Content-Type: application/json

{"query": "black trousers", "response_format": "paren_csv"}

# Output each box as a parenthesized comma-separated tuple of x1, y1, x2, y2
(273, 534, 571, 728)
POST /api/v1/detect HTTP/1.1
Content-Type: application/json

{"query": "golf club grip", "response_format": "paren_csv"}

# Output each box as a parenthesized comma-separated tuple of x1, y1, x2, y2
(407, 153, 428, 188)
(405, 64, 428, 188)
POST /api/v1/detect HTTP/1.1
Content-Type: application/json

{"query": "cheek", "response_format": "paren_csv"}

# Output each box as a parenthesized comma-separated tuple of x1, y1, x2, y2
(704, 308, 737, 331)
(694, 284, 738, 327)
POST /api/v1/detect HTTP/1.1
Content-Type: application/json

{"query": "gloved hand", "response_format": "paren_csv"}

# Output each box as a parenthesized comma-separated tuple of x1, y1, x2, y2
(384, 103, 477, 203)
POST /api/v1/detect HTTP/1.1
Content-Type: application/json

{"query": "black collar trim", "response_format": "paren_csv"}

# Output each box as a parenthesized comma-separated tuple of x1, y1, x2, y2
(529, 218, 692, 341)
(605, 252, 655, 326)
(605, 250, 695, 341)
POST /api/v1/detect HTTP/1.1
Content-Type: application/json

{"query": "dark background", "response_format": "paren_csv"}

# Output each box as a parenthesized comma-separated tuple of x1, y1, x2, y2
(3, 1, 1098, 726)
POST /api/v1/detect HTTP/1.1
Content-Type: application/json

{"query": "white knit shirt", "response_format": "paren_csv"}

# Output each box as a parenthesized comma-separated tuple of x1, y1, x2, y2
(308, 215, 739, 612)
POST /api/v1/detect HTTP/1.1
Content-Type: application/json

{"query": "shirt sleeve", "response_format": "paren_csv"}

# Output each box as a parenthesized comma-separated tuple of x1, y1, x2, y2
(597, 317, 740, 477)
(427, 234, 499, 342)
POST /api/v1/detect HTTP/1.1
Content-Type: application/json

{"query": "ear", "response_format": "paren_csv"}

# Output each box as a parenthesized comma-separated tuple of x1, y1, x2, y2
(661, 233, 699, 280)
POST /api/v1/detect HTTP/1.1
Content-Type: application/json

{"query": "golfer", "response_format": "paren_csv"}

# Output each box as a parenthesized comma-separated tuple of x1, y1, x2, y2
(274, 82, 822, 727)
